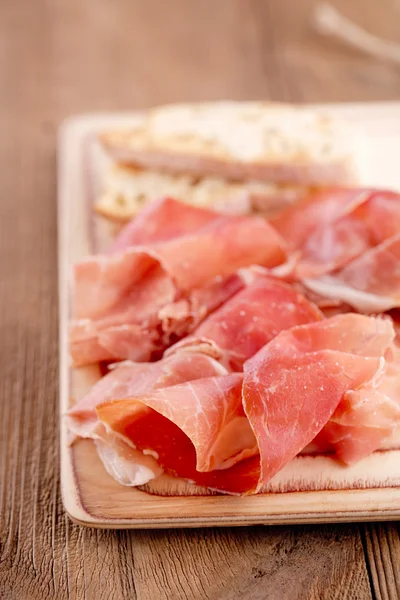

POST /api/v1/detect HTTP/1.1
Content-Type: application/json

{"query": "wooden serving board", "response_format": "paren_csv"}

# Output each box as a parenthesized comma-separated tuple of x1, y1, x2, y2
(59, 103, 400, 528)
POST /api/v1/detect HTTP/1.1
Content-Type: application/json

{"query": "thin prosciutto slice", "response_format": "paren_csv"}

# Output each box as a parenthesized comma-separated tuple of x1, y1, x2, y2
(96, 314, 391, 494)
(242, 314, 394, 489)
(67, 352, 228, 486)
(305, 234, 400, 313)
(96, 374, 261, 494)
(168, 275, 323, 370)
(71, 198, 286, 365)
(272, 188, 369, 247)
(314, 344, 400, 464)
(75, 200, 286, 320)
(109, 196, 220, 251)
(70, 264, 176, 364)
(272, 188, 400, 278)
(157, 273, 245, 349)
(71, 272, 244, 366)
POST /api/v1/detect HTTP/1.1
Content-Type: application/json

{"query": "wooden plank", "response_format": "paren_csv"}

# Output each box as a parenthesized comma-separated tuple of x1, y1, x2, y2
(125, 524, 372, 600)
(362, 523, 400, 600)
(1, 0, 399, 597)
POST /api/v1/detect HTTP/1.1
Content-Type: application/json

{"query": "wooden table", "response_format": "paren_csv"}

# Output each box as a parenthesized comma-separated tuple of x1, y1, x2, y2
(1, 1, 400, 598)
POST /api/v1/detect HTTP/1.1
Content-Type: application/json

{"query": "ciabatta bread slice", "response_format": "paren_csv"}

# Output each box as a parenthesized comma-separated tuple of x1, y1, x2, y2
(100, 102, 359, 186)
(95, 164, 310, 222)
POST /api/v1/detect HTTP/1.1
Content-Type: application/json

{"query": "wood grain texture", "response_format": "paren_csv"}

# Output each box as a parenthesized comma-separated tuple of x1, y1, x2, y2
(362, 523, 400, 600)
(1, 0, 400, 598)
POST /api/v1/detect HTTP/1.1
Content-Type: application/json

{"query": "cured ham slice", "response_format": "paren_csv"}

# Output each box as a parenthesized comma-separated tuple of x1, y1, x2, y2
(314, 342, 400, 464)
(67, 352, 228, 486)
(70, 272, 244, 366)
(304, 234, 400, 313)
(70, 264, 176, 364)
(157, 272, 245, 348)
(93, 437, 163, 487)
(355, 190, 400, 246)
(242, 314, 393, 490)
(169, 275, 323, 370)
(272, 188, 369, 249)
(272, 188, 400, 278)
(95, 314, 391, 494)
(109, 196, 220, 252)
(71, 198, 286, 365)
(75, 204, 286, 320)
(292, 282, 353, 317)
(96, 374, 261, 494)
(68, 352, 228, 438)
(271, 188, 372, 277)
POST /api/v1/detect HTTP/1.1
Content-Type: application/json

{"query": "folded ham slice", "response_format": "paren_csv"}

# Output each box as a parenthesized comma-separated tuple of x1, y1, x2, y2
(271, 188, 371, 277)
(242, 313, 393, 490)
(304, 234, 400, 313)
(168, 275, 323, 370)
(96, 374, 261, 494)
(68, 352, 227, 437)
(71, 272, 244, 366)
(70, 198, 286, 366)
(272, 187, 369, 248)
(70, 264, 176, 364)
(314, 332, 400, 464)
(272, 188, 400, 279)
(109, 196, 220, 252)
(272, 187, 400, 313)
(67, 352, 228, 486)
(157, 272, 245, 348)
(95, 314, 392, 494)
(75, 213, 286, 318)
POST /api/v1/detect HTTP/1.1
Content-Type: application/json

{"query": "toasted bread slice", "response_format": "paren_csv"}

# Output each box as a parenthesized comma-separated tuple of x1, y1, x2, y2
(95, 165, 310, 222)
(100, 102, 359, 186)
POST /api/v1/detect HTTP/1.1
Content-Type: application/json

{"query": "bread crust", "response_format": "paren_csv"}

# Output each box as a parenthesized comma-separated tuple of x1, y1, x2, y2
(102, 146, 355, 186)
(99, 101, 359, 186)
(94, 165, 310, 222)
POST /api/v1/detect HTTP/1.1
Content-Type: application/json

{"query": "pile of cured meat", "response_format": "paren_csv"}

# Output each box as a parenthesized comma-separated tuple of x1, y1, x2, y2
(67, 189, 400, 495)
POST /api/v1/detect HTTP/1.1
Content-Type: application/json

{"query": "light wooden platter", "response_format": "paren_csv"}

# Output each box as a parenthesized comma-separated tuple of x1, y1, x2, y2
(59, 103, 400, 528)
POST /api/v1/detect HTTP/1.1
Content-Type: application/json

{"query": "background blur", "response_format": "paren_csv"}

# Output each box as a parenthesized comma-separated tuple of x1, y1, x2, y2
(2, 0, 400, 120)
